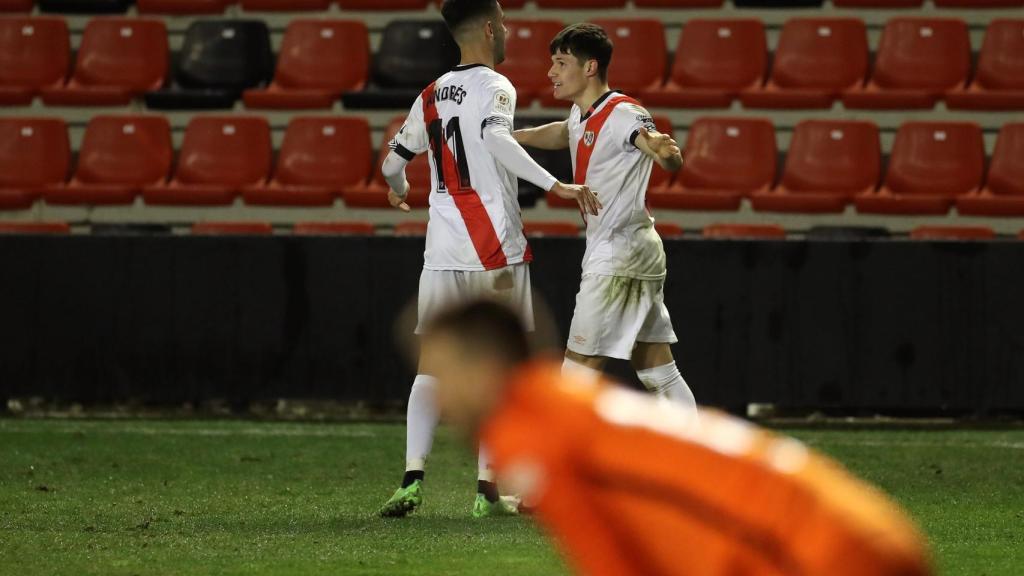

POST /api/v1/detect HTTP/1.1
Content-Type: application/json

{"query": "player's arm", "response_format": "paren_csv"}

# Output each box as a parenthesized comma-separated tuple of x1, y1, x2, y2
(513, 120, 569, 150)
(633, 126, 683, 172)
(481, 84, 600, 215)
(381, 97, 430, 212)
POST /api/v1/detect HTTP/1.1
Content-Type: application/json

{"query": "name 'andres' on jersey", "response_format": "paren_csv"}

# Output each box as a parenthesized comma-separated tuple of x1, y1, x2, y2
(428, 84, 468, 106)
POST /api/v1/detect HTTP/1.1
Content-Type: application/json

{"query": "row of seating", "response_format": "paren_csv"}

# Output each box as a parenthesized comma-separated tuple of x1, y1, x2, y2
(0, 220, 1017, 241)
(3, 16, 1021, 110)
(2, 115, 1022, 215)
(3, 0, 1020, 14)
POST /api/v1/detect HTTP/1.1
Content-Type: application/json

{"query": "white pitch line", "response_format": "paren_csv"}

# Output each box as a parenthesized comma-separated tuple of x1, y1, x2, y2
(800, 439, 1024, 450)
(0, 423, 380, 438)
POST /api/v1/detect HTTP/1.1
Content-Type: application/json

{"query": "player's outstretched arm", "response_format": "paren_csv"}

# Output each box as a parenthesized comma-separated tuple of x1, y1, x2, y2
(381, 151, 412, 213)
(635, 127, 683, 172)
(513, 121, 570, 151)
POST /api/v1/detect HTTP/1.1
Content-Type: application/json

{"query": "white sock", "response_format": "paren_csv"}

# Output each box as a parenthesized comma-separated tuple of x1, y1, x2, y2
(478, 445, 494, 482)
(561, 356, 602, 383)
(637, 361, 697, 412)
(405, 374, 439, 471)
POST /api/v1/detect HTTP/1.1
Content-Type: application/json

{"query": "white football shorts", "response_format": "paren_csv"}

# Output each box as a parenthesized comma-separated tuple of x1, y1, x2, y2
(415, 263, 534, 334)
(566, 274, 677, 360)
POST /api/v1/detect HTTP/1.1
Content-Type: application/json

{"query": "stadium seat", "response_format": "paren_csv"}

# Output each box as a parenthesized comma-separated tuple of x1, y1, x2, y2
(523, 221, 579, 237)
(336, 0, 430, 9)
(143, 116, 271, 206)
(0, 17, 69, 106)
(191, 221, 273, 235)
(957, 123, 1024, 216)
(855, 122, 983, 215)
(649, 118, 776, 211)
(654, 222, 684, 238)
(842, 18, 970, 110)
(40, 18, 167, 107)
(0, 118, 69, 210)
(536, 0, 625, 7)
(946, 20, 1024, 111)
(240, 0, 328, 9)
(934, 0, 1021, 6)
(39, 0, 131, 13)
(634, 0, 721, 5)
(0, 221, 71, 234)
(243, 118, 371, 207)
(394, 221, 428, 236)
(751, 120, 879, 214)
(293, 221, 376, 236)
(244, 20, 368, 110)
(832, 0, 921, 6)
(145, 20, 272, 110)
(341, 21, 459, 110)
(138, 0, 233, 14)
(909, 226, 996, 240)
(641, 19, 766, 109)
(733, 0, 821, 6)
(703, 224, 786, 239)
(497, 20, 565, 108)
(0, 0, 34, 11)
(343, 116, 430, 209)
(740, 18, 868, 109)
(46, 116, 171, 206)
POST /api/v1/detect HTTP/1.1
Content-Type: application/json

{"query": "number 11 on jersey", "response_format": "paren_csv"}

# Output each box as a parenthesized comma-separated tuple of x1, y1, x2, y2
(427, 117, 472, 193)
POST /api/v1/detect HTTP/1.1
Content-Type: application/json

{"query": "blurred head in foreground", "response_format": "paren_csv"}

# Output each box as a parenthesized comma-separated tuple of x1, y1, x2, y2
(422, 300, 932, 576)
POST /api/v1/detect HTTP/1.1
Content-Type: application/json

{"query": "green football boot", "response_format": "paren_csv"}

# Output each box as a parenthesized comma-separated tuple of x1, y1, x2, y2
(378, 480, 423, 518)
(471, 493, 519, 518)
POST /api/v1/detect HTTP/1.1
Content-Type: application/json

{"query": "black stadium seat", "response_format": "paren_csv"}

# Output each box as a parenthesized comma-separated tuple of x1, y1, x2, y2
(145, 19, 272, 110)
(514, 116, 572, 207)
(39, 0, 132, 12)
(341, 20, 459, 110)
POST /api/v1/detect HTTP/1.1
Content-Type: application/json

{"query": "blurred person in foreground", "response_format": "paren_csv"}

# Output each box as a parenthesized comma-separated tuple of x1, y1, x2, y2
(421, 300, 933, 576)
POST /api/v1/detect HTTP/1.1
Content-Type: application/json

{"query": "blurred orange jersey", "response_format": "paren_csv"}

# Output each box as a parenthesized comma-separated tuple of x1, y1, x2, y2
(480, 362, 932, 576)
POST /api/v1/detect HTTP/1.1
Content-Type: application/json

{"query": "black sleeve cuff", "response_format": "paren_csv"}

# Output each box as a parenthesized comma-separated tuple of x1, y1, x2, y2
(393, 144, 416, 162)
(629, 129, 641, 148)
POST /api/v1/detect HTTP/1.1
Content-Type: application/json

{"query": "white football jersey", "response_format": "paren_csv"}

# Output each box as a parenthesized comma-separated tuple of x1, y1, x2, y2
(390, 64, 530, 272)
(568, 91, 666, 280)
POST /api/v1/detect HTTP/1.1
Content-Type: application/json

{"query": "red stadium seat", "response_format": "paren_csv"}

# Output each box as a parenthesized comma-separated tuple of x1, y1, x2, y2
(540, 19, 665, 107)
(909, 226, 995, 240)
(536, 0, 625, 7)
(0, 0, 34, 10)
(336, 0, 428, 9)
(343, 116, 430, 209)
(957, 123, 1024, 216)
(0, 221, 71, 234)
(751, 120, 879, 214)
(244, 20, 368, 109)
(654, 222, 684, 238)
(833, 0, 921, 6)
(934, 0, 1021, 6)
(641, 19, 766, 109)
(137, 0, 232, 14)
(0, 118, 69, 210)
(46, 115, 171, 206)
(497, 20, 565, 108)
(294, 221, 376, 236)
(394, 221, 428, 236)
(946, 20, 1024, 111)
(740, 18, 868, 109)
(842, 18, 970, 110)
(649, 118, 776, 211)
(0, 17, 69, 106)
(191, 221, 273, 235)
(703, 224, 786, 239)
(144, 117, 271, 206)
(243, 118, 372, 207)
(40, 18, 167, 107)
(855, 122, 983, 215)
(523, 221, 579, 237)
(240, 0, 328, 9)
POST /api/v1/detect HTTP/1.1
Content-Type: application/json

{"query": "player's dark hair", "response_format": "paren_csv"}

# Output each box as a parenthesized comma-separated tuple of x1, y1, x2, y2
(440, 0, 499, 37)
(426, 300, 531, 367)
(549, 23, 613, 82)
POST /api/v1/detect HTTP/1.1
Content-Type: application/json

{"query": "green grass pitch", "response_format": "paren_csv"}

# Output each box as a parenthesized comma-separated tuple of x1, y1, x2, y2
(1, 419, 1022, 575)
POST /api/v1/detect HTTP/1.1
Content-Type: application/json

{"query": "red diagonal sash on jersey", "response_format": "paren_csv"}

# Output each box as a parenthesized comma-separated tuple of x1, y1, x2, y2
(573, 95, 640, 225)
(422, 83, 508, 271)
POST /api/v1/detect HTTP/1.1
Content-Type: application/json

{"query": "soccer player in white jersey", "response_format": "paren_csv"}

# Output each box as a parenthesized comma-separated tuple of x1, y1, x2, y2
(514, 23, 697, 411)
(377, 1, 601, 518)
